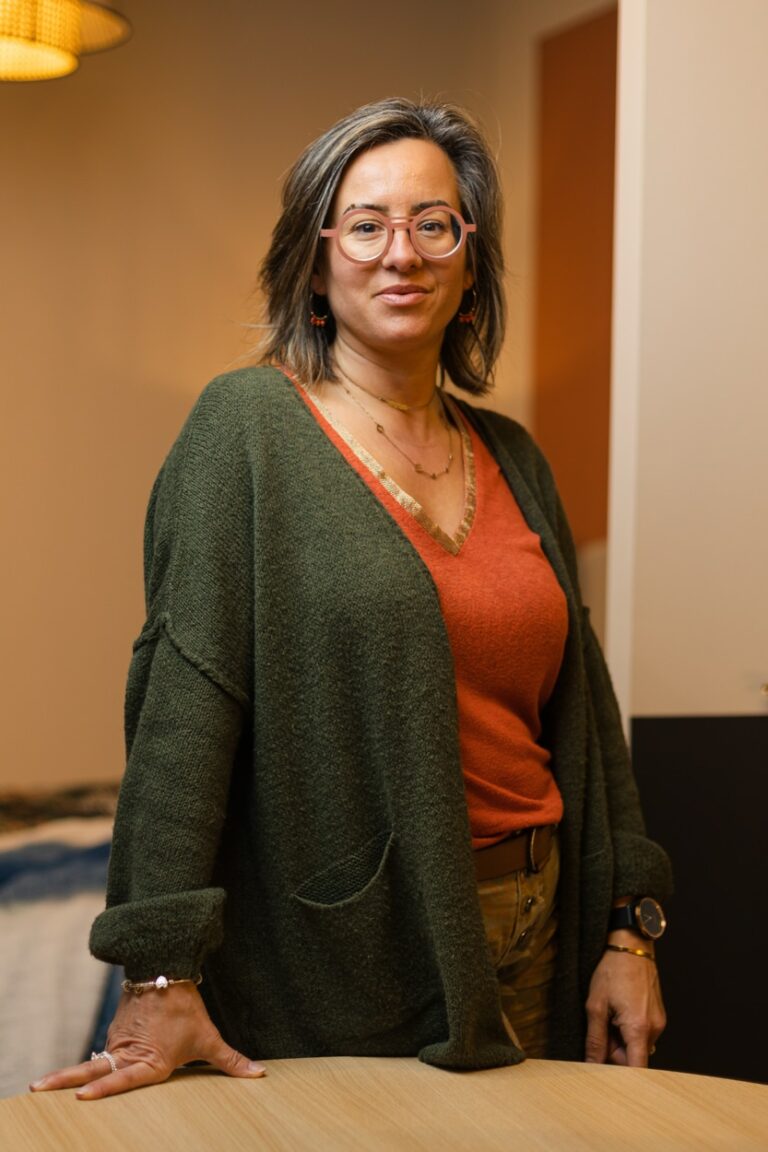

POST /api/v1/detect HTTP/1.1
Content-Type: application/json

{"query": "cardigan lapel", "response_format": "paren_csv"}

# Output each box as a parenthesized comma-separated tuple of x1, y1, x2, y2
(456, 401, 581, 623)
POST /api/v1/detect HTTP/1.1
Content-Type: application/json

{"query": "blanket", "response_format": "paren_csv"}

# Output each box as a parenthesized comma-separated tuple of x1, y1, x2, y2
(0, 788, 120, 1099)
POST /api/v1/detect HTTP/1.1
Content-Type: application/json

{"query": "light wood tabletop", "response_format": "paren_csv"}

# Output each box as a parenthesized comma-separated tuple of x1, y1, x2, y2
(1, 1057, 766, 1151)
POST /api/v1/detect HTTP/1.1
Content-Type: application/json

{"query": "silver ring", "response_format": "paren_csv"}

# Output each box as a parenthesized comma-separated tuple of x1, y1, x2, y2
(91, 1049, 118, 1074)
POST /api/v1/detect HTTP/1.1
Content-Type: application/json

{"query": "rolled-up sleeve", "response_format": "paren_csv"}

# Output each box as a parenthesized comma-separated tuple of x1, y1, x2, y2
(90, 378, 254, 979)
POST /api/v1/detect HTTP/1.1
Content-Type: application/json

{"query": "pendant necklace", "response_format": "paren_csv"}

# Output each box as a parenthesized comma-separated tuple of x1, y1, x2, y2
(338, 376, 454, 480)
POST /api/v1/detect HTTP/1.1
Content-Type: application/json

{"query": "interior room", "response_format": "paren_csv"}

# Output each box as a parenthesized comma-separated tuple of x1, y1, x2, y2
(1, 0, 766, 1134)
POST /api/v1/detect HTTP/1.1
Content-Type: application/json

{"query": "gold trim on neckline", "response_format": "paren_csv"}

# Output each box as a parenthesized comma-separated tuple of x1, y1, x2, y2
(298, 383, 476, 556)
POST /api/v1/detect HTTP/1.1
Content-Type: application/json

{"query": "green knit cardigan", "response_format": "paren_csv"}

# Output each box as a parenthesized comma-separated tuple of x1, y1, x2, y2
(90, 366, 671, 1068)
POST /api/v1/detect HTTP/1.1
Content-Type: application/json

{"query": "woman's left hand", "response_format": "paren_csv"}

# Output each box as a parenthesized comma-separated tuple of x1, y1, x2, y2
(584, 931, 666, 1066)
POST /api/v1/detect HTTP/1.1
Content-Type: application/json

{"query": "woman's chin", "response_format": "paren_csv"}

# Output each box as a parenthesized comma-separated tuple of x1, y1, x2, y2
(339, 316, 451, 359)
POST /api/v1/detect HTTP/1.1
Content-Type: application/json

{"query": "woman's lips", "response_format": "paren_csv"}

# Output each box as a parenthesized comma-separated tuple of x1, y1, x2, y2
(375, 284, 430, 305)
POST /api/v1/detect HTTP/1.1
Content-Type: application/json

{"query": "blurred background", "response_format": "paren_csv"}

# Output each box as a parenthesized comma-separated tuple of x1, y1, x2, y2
(1, 0, 766, 1086)
(0, 0, 618, 794)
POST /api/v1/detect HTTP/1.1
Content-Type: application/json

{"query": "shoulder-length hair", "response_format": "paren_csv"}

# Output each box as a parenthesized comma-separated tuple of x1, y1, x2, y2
(258, 98, 506, 395)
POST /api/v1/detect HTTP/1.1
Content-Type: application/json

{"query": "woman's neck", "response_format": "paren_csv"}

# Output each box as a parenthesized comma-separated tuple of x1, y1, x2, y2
(330, 340, 441, 413)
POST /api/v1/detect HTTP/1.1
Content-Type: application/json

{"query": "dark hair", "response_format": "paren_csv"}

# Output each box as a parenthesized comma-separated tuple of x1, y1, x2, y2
(258, 97, 506, 394)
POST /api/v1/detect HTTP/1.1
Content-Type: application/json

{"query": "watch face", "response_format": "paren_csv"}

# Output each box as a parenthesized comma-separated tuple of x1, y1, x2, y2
(635, 897, 667, 940)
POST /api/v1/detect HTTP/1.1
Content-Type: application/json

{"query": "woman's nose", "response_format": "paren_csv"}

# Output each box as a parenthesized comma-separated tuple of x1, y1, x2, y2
(381, 225, 422, 269)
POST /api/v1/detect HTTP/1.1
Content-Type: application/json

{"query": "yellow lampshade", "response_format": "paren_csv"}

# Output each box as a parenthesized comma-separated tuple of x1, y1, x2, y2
(0, 1, 131, 81)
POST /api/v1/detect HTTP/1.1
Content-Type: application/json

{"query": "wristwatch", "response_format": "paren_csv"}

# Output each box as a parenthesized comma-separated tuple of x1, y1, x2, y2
(609, 897, 667, 940)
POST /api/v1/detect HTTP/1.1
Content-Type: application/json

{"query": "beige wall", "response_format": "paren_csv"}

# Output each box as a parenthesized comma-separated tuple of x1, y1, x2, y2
(607, 0, 768, 717)
(2, 0, 609, 790)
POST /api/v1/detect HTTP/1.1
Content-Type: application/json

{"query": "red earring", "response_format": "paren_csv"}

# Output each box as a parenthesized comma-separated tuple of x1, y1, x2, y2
(310, 295, 329, 328)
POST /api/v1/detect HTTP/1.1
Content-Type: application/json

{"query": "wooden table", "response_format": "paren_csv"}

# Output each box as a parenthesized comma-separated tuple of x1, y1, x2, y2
(1, 1057, 766, 1151)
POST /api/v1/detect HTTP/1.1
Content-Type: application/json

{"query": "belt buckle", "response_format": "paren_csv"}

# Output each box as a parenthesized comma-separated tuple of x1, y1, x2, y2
(526, 826, 541, 874)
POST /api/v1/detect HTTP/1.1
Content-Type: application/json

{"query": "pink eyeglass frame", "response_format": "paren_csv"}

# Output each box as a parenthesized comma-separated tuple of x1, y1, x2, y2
(320, 206, 477, 263)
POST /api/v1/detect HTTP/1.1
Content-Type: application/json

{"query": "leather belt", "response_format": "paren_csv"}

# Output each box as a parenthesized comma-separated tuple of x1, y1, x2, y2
(474, 825, 556, 882)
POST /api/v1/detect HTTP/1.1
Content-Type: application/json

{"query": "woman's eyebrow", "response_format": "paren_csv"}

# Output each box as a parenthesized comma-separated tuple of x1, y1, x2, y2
(342, 202, 388, 214)
(341, 198, 453, 215)
(411, 199, 452, 212)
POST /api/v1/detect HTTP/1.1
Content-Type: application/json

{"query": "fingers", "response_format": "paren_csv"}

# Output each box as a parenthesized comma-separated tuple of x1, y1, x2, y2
(623, 1031, 650, 1068)
(76, 1040, 268, 1099)
(584, 1007, 608, 1064)
(629, 1028, 663, 1067)
(30, 1054, 163, 1099)
(585, 1003, 661, 1067)
(610, 1017, 666, 1067)
(606, 1029, 628, 1066)
(204, 1035, 266, 1079)
(71, 1042, 267, 1099)
(617, 1006, 665, 1067)
(75, 1061, 168, 1100)
(595, 1030, 648, 1067)
(30, 1057, 112, 1093)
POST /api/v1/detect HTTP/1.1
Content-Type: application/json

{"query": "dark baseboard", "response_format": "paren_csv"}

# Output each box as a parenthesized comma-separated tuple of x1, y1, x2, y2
(631, 715, 768, 1085)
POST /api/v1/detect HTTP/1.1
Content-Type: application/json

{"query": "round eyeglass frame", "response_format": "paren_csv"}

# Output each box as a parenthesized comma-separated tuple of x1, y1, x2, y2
(320, 206, 477, 264)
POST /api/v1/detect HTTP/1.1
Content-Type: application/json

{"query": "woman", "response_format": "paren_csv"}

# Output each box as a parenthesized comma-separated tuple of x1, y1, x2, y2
(32, 98, 670, 1100)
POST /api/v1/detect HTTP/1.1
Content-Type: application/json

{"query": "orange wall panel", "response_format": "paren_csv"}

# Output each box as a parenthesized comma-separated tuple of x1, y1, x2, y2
(532, 6, 617, 548)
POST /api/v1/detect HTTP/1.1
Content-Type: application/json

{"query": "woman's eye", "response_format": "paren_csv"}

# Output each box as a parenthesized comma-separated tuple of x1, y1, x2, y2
(417, 218, 448, 234)
(350, 219, 385, 236)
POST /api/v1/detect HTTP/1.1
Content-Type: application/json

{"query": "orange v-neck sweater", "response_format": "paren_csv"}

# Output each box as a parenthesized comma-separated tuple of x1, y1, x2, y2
(298, 388, 567, 849)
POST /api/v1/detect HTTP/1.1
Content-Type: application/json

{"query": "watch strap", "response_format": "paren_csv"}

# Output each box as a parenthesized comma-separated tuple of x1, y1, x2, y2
(608, 905, 636, 932)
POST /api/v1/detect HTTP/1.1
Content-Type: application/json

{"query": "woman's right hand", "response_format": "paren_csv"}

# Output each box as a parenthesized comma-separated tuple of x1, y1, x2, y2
(29, 983, 266, 1099)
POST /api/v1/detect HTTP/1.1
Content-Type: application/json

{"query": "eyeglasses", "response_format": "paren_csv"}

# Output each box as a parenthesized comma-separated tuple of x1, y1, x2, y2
(320, 206, 476, 264)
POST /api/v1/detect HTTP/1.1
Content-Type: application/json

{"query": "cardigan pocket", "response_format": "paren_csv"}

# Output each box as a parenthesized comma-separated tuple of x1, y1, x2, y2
(292, 829, 393, 907)
(289, 830, 440, 1046)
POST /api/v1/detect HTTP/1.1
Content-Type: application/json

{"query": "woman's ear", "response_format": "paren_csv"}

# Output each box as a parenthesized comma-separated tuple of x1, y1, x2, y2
(463, 266, 474, 292)
(311, 267, 327, 295)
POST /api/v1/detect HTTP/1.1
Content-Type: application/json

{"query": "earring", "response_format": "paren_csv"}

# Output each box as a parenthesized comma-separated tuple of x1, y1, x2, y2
(310, 294, 329, 328)
(457, 287, 477, 325)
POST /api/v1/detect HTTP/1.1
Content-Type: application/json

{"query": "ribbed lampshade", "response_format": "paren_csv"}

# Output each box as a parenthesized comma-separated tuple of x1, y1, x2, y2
(0, 1, 131, 81)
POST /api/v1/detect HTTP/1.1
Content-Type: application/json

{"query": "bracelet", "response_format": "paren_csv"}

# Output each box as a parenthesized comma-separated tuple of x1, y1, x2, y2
(122, 974, 203, 996)
(605, 943, 655, 962)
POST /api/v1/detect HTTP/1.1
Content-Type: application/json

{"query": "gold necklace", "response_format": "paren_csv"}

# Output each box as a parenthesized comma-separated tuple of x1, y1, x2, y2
(338, 369, 437, 412)
(340, 381, 454, 480)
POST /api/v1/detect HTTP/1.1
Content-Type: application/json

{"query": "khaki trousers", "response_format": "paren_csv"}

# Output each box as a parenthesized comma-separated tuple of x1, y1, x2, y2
(476, 832, 560, 1058)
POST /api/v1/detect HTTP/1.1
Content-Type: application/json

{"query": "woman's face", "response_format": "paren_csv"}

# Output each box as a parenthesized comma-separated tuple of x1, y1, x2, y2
(313, 137, 473, 364)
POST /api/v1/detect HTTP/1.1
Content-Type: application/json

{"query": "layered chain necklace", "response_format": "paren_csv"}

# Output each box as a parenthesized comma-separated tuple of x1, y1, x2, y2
(341, 372, 437, 413)
(337, 369, 454, 480)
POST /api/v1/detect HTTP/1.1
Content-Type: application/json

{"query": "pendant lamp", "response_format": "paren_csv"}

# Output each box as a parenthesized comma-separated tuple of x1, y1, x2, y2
(0, 1, 131, 81)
